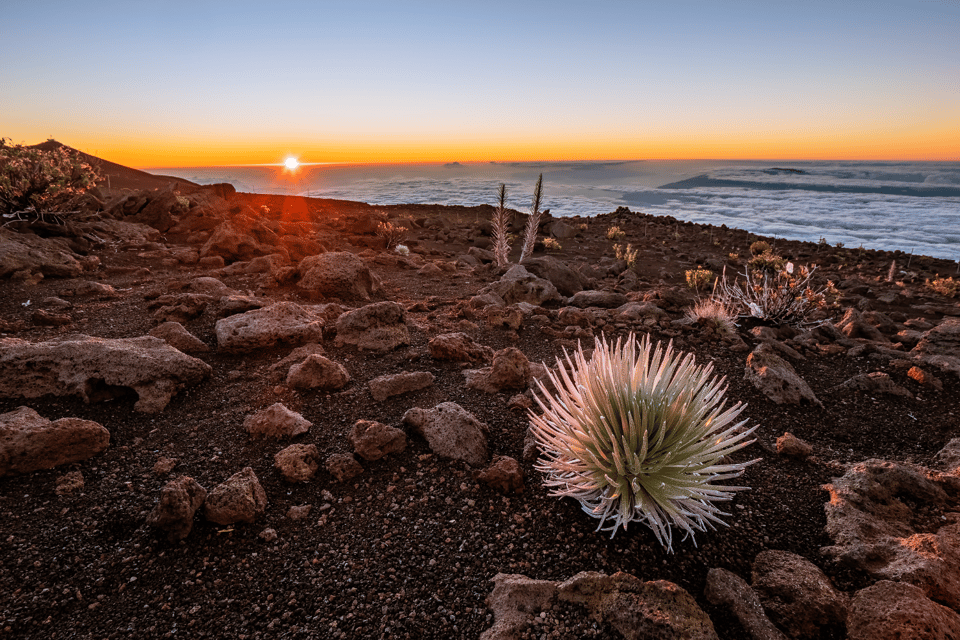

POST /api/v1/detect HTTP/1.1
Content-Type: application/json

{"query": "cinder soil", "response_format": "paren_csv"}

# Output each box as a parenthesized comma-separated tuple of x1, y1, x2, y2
(1, 192, 958, 639)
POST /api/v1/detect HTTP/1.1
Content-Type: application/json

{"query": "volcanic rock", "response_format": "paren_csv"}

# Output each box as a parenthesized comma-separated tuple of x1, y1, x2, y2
(203, 467, 268, 525)
(215, 301, 325, 351)
(402, 402, 490, 467)
(751, 550, 848, 639)
(367, 371, 435, 402)
(475, 456, 524, 494)
(334, 301, 410, 352)
(745, 344, 821, 406)
(349, 419, 407, 461)
(297, 251, 382, 301)
(821, 459, 960, 608)
(0, 406, 109, 476)
(274, 444, 320, 483)
(243, 403, 311, 439)
(146, 476, 207, 542)
(704, 568, 786, 640)
(0, 335, 211, 413)
(846, 580, 960, 640)
(428, 332, 493, 364)
(148, 321, 210, 354)
(285, 354, 350, 391)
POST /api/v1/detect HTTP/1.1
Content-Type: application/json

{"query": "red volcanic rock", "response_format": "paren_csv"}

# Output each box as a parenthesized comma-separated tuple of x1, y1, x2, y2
(0, 407, 109, 476)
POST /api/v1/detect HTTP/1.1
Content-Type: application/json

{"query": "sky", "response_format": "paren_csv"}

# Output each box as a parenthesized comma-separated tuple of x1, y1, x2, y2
(2, 1, 958, 167)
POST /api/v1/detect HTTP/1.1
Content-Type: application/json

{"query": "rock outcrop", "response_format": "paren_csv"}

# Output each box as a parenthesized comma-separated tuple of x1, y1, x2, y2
(821, 459, 960, 608)
(0, 335, 211, 413)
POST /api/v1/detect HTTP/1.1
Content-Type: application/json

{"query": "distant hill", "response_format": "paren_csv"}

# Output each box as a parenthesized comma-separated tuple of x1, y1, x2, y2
(28, 140, 201, 192)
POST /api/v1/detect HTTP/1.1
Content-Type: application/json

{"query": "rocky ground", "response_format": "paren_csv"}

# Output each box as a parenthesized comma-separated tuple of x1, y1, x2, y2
(1, 181, 959, 639)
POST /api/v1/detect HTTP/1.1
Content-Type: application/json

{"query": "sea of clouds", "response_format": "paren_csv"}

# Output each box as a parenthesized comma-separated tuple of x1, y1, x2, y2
(152, 160, 960, 261)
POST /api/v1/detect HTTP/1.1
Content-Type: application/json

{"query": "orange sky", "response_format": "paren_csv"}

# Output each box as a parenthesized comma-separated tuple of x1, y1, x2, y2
(3, 2, 958, 167)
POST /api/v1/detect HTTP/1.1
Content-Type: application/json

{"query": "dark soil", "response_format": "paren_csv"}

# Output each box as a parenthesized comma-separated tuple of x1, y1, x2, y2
(1, 192, 959, 639)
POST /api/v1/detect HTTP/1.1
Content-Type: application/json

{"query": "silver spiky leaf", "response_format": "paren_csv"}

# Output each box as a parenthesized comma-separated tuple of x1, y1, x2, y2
(530, 333, 759, 553)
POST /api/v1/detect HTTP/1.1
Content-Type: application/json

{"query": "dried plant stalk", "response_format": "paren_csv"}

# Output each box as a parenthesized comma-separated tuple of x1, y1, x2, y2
(492, 183, 510, 267)
(518, 173, 543, 264)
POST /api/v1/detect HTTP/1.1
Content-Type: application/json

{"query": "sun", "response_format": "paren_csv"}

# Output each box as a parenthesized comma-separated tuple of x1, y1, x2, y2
(284, 156, 299, 170)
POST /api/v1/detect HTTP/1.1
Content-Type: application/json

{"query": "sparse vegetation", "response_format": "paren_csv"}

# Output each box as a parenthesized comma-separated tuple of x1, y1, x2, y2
(686, 297, 739, 335)
(0, 138, 101, 223)
(607, 225, 626, 241)
(530, 333, 758, 552)
(613, 243, 637, 267)
(926, 276, 957, 298)
(749, 240, 771, 256)
(748, 250, 787, 273)
(685, 267, 715, 290)
(713, 264, 838, 328)
(542, 237, 561, 252)
(375, 220, 407, 249)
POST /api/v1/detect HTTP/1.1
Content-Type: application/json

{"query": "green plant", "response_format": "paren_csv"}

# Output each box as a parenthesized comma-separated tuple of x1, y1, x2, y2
(613, 243, 637, 267)
(749, 240, 770, 256)
(0, 138, 101, 222)
(748, 250, 787, 273)
(685, 267, 715, 290)
(607, 225, 626, 241)
(375, 220, 407, 249)
(926, 276, 957, 298)
(530, 333, 758, 552)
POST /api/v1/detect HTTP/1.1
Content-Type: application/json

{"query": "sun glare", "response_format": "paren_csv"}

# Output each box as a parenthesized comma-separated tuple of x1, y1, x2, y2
(284, 157, 299, 170)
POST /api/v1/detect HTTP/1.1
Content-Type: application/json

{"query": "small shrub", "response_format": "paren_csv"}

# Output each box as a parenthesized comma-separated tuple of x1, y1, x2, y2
(542, 237, 561, 252)
(685, 268, 715, 290)
(530, 333, 758, 552)
(394, 244, 410, 256)
(728, 252, 740, 263)
(613, 243, 637, 267)
(749, 240, 770, 256)
(713, 265, 837, 328)
(686, 298, 738, 335)
(0, 138, 101, 222)
(375, 221, 407, 249)
(926, 276, 958, 298)
(748, 250, 786, 273)
(577, 223, 588, 232)
(607, 226, 626, 241)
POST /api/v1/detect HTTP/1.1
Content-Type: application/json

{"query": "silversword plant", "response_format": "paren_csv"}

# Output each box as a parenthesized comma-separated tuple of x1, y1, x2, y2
(491, 174, 545, 266)
(530, 333, 758, 552)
